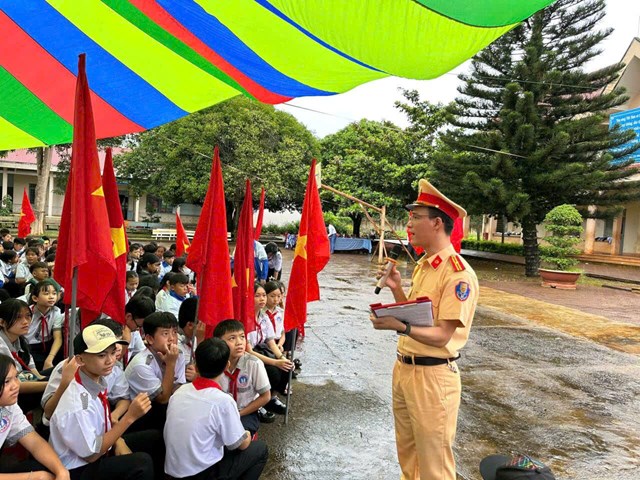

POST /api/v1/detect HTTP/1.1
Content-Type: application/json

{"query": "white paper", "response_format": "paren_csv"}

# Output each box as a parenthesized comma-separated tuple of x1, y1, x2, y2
(372, 301, 433, 327)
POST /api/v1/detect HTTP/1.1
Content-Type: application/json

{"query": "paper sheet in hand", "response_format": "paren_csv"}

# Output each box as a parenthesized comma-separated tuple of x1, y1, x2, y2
(370, 297, 433, 327)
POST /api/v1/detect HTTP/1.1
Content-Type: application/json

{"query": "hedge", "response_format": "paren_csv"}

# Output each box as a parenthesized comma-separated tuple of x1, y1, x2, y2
(462, 239, 551, 257)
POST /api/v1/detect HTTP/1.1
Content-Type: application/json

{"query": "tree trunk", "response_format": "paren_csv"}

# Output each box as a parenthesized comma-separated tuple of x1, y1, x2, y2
(33, 147, 52, 235)
(522, 216, 540, 277)
(350, 213, 362, 237)
(225, 200, 235, 238)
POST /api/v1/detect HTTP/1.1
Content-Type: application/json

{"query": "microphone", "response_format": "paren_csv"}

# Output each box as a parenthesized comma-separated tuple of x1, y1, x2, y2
(374, 245, 403, 294)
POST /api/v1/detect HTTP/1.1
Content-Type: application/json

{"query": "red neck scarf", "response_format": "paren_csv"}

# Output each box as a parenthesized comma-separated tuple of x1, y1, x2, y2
(265, 310, 278, 331)
(193, 377, 223, 391)
(31, 305, 51, 350)
(75, 370, 110, 433)
(11, 351, 30, 372)
(223, 369, 240, 400)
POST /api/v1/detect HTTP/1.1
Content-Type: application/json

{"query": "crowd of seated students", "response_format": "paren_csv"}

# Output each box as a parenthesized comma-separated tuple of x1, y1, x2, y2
(0, 234, 299, 480)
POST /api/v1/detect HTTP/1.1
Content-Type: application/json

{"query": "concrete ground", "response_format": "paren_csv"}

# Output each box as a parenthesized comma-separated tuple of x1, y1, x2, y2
(259, 250, 640, 480)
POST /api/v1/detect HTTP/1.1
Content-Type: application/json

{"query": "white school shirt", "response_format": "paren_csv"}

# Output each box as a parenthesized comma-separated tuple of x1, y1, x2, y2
(0, 404, 34, 448)
(15, 262, 32, 282)
(49, 370, 111, 469)
(156, 293, 184, 319)
(42, 361, 130, 412)
(127, 330, 146, 363)
(25, 305, 64, 346)
(178, 333, 192, 360)
(125, 347, 186, 400)
(0, 260, 15, 280)
(164, 379, 247, 478)
(0, 331, 36, 375)
(217, 353, 270, 411)
(246, 310, 276, 349)
(268, 251, 282, 272)
(124, 289, 136, 305)
(265, 306, 285, 339)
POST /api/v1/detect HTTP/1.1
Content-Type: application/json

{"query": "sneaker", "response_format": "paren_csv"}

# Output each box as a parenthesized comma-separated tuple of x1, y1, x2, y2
(266, 397, 287, 415)
(258, 407, 276, 423)
(293, 358, 302, 369)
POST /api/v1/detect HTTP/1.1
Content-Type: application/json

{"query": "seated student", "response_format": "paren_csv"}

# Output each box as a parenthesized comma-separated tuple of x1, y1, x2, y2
(0, 299, 47, 412)
(125, 271, 139, 304)
(0, 250, 20, 296)
(27, 239, 46, 262)
(143, 243, 158, 255)
(253, 241, 269, 285)
(154, 272, 174, 312)
(164, 338, 268, 480)
(49, 326, 162, 480)
(125, 312, 186, 429)
(122, 295, 156, 366)
(263, 282, 286, 353)
(42, 318, 131, 426)
(15, 247, 40, 286)
(26, 280, 64, 370)
(24, 261, 52, 300)
(2, 241, 14, 252)
(0, 354, 70, 480)
(0, 229, 12, 243)
(13, 237, 26, 258)
(177, 298, 204, 382)
(155, 245, 166, 259)
(248, 284, 293, 414)
(159, 250, 175, 279)
(136, 253, 161, 285)
(156, 273, 189, 319)
(214, 320, 272, 434)
(127, 243, 143, 272)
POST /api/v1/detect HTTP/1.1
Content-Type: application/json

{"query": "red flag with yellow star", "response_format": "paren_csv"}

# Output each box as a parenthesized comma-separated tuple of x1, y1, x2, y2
(175, 211, 191, 258)
(101, 147, 128, 324)
(284, 159, 330, 332)
(17, 188, 35, 238)
(232, 180, 256, 334)
(54, 54, 117, 327)
(185, 146, 233, 330)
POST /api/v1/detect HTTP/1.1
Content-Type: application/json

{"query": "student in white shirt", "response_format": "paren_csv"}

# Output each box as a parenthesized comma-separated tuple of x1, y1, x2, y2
(42, 319, 131, 426)
(125, 312, 186, 430)
(177, 297, 202, 382)
(156, 273, 189, 319)
(26, 280, 64, 370)
(122, 295, 156, 367)
(163, 338, 268, 480)
(124, 271, 139, 305)
(15, 247, 39, 285)
(49, 326, 162, 480)
(0, 353, 69, 480)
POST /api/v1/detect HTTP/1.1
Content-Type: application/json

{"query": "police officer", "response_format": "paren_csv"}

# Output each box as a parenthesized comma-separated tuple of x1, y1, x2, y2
(370, 179, 478, 480)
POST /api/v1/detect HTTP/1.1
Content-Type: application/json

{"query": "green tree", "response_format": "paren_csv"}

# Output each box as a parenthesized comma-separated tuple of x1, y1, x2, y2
(320, 113, 445, 236)
(422, 0, 640, 276)
(114, 97, 318, 230)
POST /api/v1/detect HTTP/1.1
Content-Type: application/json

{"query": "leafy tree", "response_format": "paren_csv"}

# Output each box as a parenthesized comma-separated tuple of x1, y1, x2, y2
(319, 111, 445, 236)
(419, 0, 640, 276)
(114, 97, 318, 230)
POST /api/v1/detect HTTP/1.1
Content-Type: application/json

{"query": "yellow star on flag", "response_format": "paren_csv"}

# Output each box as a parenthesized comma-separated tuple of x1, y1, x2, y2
(231, 274, 237, 288)
(294, 235, 307, 260)
(91, 186, 104, 197)
(110, 226, 127, 258)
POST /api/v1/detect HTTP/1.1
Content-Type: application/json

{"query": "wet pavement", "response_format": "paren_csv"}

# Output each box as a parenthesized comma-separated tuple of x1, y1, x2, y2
(259, 250, 640, 480)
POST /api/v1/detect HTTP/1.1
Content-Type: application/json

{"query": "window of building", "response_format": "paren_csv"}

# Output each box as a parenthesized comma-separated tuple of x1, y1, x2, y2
(603, 217, 614, 237)
(146, 195, 174, 214)
(29, 184, 36, 204)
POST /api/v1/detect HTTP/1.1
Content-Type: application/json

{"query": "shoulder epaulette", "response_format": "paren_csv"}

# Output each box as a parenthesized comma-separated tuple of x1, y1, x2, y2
(449, 255, 465, 272)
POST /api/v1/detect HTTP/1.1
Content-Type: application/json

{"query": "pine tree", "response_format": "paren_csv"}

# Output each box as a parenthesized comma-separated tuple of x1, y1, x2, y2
(431, 0, 640, 276)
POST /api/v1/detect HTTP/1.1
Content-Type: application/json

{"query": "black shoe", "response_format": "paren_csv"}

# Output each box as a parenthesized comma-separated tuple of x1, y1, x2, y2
(293, 358, 302, 369)
(266, 397, 287, 415)
(258, 407, 276, 423)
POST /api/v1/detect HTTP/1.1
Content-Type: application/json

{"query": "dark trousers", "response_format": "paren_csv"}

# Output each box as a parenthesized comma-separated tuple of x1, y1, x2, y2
(240, 413, 260, 436)
(264, 365, 288, 396)
(176, 440, 268, 480)
(69, 429, 164, 480)
(30, 341, 62, 371)
(0, 458, 48, 474)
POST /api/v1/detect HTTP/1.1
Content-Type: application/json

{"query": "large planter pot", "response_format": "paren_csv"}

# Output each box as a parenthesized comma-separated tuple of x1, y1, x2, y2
(539, 268, 581, 290)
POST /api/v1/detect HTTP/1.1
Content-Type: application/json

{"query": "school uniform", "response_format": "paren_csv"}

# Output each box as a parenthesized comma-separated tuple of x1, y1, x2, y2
(126, 331, 146, 364)
(159, 262, 172, 279)
(42, 360, 130, 422)
(124, 289, 136, 305)
(14, 262, 32, 283)
(267, 251, 282, 280)
(25, 305, 64, 370)
(247, 310, 289, 394)
(49, 369, 159, 480)
(0, 330, 37, 380)
(264, 307, 284, 340)
(156, 291, 186, 319)
(0, 403, 33, 448)
(177, 333, 193, 360)
(164, 377, 268, 480)
(218, 353, 270, 435)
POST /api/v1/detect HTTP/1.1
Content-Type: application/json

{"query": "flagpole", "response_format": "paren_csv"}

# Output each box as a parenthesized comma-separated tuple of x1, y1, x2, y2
(190, 274, 204, 366)
(284, 328, 298, 425)
(68, 267, 78, 356)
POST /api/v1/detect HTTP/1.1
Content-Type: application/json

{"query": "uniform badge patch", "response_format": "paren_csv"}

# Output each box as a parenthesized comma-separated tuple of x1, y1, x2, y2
(80, 392, 89, 410)
(145, 354, 154, 365)
(455, 281, 470, 301)
(0, 414, 10, 434)
(238, 375, 249, 386)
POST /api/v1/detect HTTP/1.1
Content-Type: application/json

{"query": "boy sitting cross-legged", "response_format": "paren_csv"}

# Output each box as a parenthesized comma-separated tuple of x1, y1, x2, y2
(49, 325, 164, 480)
(164, 337, 268, 480)
(125, 311, 186, 430)
(214, 320, 272, 435)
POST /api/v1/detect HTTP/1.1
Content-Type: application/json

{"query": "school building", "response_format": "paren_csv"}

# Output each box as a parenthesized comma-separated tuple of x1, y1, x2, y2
(481, 37, 640, 259)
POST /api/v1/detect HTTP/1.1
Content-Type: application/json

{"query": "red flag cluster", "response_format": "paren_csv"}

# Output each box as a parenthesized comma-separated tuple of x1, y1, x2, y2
(17, 188, 35, 238)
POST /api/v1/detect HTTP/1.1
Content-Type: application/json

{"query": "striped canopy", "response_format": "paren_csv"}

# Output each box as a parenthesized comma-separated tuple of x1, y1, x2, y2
(0, 0, 554, 151)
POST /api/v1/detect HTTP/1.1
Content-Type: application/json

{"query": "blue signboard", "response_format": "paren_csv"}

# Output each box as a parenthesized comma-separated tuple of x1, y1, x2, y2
(609, 107, 640, 163)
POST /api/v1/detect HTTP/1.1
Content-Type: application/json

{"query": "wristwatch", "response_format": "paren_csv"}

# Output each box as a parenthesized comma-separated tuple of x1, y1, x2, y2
(397, 321, 411, 336)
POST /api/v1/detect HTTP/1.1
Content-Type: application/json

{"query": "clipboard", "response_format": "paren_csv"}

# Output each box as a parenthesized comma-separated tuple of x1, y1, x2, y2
(370, 297, 433, 327)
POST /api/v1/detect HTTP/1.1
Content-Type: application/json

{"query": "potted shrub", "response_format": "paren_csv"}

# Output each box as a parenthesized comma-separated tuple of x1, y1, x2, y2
(539, 204, 583, 289)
